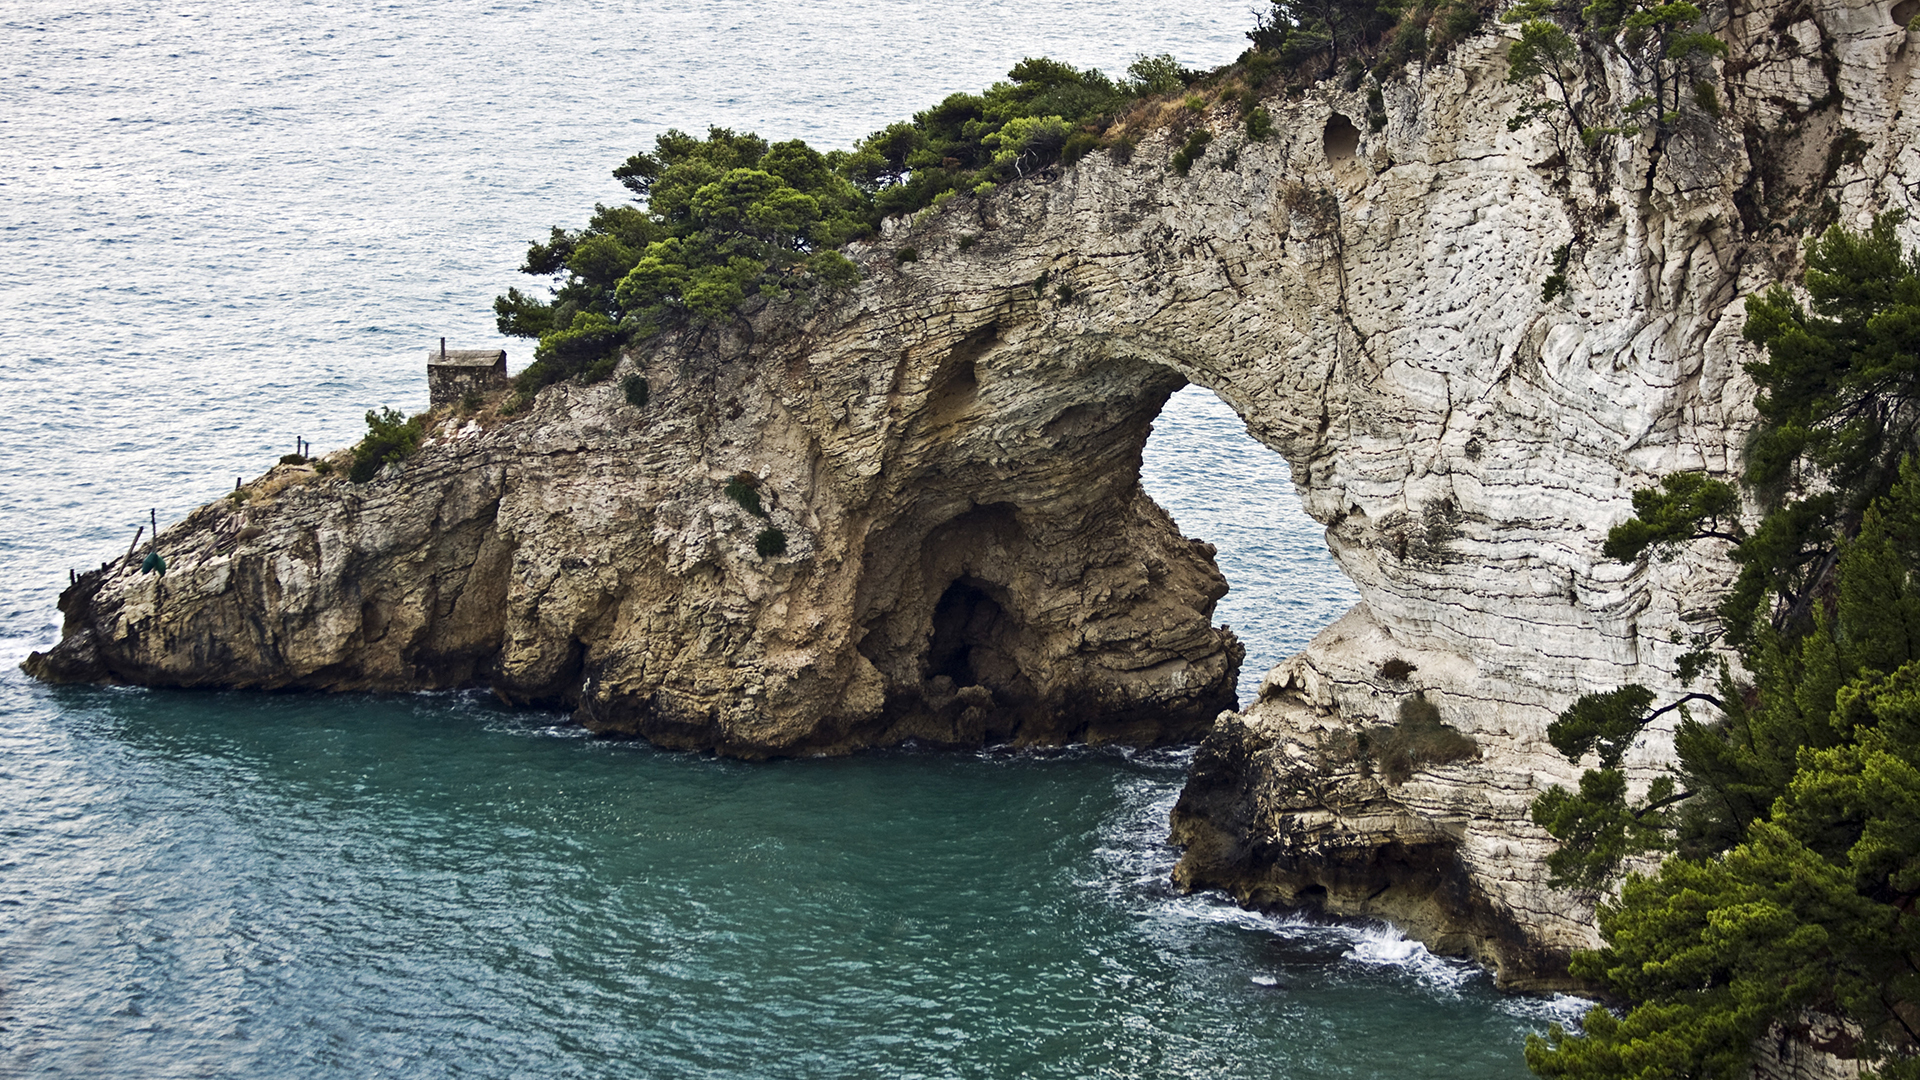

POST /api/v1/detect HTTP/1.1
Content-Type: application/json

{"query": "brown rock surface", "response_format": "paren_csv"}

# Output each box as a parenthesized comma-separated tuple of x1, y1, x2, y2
(25, 297, 1242, 758)
(26, 0, 1920, 1023)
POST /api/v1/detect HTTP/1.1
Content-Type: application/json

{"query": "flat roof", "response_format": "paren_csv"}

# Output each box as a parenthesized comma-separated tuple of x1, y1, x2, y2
(427, 349, 506, 367)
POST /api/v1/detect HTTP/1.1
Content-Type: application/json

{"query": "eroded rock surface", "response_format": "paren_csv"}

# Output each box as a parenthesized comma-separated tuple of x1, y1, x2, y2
(26, 0, 1920, 1000)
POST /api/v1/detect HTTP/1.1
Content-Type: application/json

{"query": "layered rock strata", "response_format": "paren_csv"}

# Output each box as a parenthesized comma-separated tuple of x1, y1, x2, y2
(27, 331, 1240, 757)
(27, 0, 1920, 1003)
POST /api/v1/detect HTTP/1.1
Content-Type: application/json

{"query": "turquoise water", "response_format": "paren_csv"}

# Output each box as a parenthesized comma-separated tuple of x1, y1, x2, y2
(3, 685, 1568, 1077)
(1, 2, 1579, 1074)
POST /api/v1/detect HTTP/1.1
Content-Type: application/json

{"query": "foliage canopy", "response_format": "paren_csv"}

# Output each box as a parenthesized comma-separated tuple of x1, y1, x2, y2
(1526, 218, 1920, 1079)
(493, 54, 1222, 395)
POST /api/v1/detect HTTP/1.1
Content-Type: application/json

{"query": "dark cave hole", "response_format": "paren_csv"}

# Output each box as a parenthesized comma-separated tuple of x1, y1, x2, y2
(1324, 113, 1360, 167)
(927, 577, 1008, 689)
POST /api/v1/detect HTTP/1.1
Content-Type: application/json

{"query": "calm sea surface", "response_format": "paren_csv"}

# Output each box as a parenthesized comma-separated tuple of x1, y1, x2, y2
(0, 3, 1577, 1075)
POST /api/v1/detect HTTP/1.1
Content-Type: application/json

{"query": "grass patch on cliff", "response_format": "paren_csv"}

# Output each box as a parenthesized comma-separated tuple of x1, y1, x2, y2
(1365, 694, 1478, 783)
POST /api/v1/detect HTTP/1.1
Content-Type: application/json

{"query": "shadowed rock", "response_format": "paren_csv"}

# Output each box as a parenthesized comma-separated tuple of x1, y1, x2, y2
(28, 1, 1920, 1022)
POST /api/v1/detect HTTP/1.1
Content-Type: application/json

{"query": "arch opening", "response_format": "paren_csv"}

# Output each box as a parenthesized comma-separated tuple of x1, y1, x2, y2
(1140, 384, 1360, 702)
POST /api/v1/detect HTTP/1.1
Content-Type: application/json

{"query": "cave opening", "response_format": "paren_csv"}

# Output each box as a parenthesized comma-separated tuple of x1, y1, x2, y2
(927, 577, 1000, 688)
(1323, 113, 1360, 167)
(1140, 384, 1360, 700)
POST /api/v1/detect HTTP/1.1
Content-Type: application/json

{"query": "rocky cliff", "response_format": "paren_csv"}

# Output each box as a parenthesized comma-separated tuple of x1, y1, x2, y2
(25, 0, 1920, 1004)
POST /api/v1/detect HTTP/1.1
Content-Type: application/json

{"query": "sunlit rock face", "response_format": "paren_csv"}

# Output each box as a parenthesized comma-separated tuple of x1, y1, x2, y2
(26, 0, 1920, 1011)
(23, 300, 1242, 757)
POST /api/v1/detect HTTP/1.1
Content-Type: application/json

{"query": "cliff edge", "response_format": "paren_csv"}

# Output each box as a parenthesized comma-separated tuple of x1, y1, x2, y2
(27, 0, 1920, 1003)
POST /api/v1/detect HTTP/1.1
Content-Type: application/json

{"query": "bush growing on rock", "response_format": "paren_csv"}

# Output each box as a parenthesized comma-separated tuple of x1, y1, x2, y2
(622, 374, 650, 408)
(1377, 657, 1416, 680)
(1170, 129, 1212, 176)
(724, 476, 768, 518)
(349, 407, 426, 483)
(1245, 105, 1275, 141)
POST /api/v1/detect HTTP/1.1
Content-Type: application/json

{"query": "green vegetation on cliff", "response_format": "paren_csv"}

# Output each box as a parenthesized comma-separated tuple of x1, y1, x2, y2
(492, 55, 1217, 391)
(492, 0, 1528, 397)
(1528, 217, 1920, 1079)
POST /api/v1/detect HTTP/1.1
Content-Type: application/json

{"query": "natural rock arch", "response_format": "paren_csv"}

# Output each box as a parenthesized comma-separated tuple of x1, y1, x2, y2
(30, 11, 1917, 994)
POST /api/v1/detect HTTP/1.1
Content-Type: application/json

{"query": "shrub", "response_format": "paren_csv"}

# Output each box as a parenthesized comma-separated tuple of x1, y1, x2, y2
(1056, 284, 1075, 302)
(1377, 657, 1417, 680)
(349, 407, 427, 483)
(1370, 694, 1478, 783)
(957, 234, 978, 251)
(459, 389, 484, 412)
(1060, 130, 1102, 165)
(1246, 106, 1275, 141)
(1541, 243, 1571, 301)
(1692, 80, 1720, 116)
(895, 247, 919, 264)
(1171, 129, 1212, 176)
(1366, 85, 1388, 132)
(622, 373, 650, 407)
(755, 527, 788, 557)
(279, 453, 306, 466)
(313, 459, 334, 476)
(724, 475, 768, 517)
(581, 355, 618, 384)
(807, 250, 861, 288)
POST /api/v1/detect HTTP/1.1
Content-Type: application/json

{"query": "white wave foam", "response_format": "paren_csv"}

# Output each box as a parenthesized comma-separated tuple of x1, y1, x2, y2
(1499, 991, 1595, 1025)
(1338, 922, 1478, 992)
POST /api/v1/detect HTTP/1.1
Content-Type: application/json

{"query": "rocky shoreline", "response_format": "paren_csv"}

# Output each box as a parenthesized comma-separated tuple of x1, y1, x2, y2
(27, 0, 1920, 1035)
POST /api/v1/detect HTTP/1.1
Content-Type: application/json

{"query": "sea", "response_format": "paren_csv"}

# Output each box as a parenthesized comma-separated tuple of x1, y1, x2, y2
(0, 2, 1583, 1075)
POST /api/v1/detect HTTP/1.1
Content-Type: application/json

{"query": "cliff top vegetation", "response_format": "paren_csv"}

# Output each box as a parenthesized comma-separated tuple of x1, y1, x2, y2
(488, 0, 1502, 405)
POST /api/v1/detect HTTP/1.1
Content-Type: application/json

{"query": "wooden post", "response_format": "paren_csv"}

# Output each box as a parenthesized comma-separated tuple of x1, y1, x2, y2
(150, 508, 158, 550)
(440, 336, 447, 360)
(235, 477, 241, 491)
(125, 526, 144, 560)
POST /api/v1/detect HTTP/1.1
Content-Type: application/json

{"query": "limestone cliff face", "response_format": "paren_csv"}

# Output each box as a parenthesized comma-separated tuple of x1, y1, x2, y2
(24, 0, 1920, 1000)
(27, 324, 1240, 757)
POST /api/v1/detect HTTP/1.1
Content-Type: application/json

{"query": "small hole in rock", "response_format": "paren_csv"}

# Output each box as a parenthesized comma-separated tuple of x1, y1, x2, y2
(1323, 114, 1360, 167)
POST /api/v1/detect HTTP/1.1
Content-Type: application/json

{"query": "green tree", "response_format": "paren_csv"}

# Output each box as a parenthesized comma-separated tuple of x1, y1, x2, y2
(1527, 220, 1920, 1079)
(496, 50, 1283, 406)
(499, 127, 873, 392)
(1502, 0, 1726, 154)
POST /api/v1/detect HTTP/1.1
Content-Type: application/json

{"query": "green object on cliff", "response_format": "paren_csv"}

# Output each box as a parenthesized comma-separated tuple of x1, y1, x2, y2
(140, 551, 166, 575)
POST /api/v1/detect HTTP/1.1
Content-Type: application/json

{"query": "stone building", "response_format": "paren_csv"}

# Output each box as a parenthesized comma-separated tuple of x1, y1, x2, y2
(426, 346, 507, 407)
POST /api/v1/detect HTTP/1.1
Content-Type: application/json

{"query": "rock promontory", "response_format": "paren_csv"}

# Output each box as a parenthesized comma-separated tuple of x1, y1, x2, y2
(27, 0, 1920, 1005)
